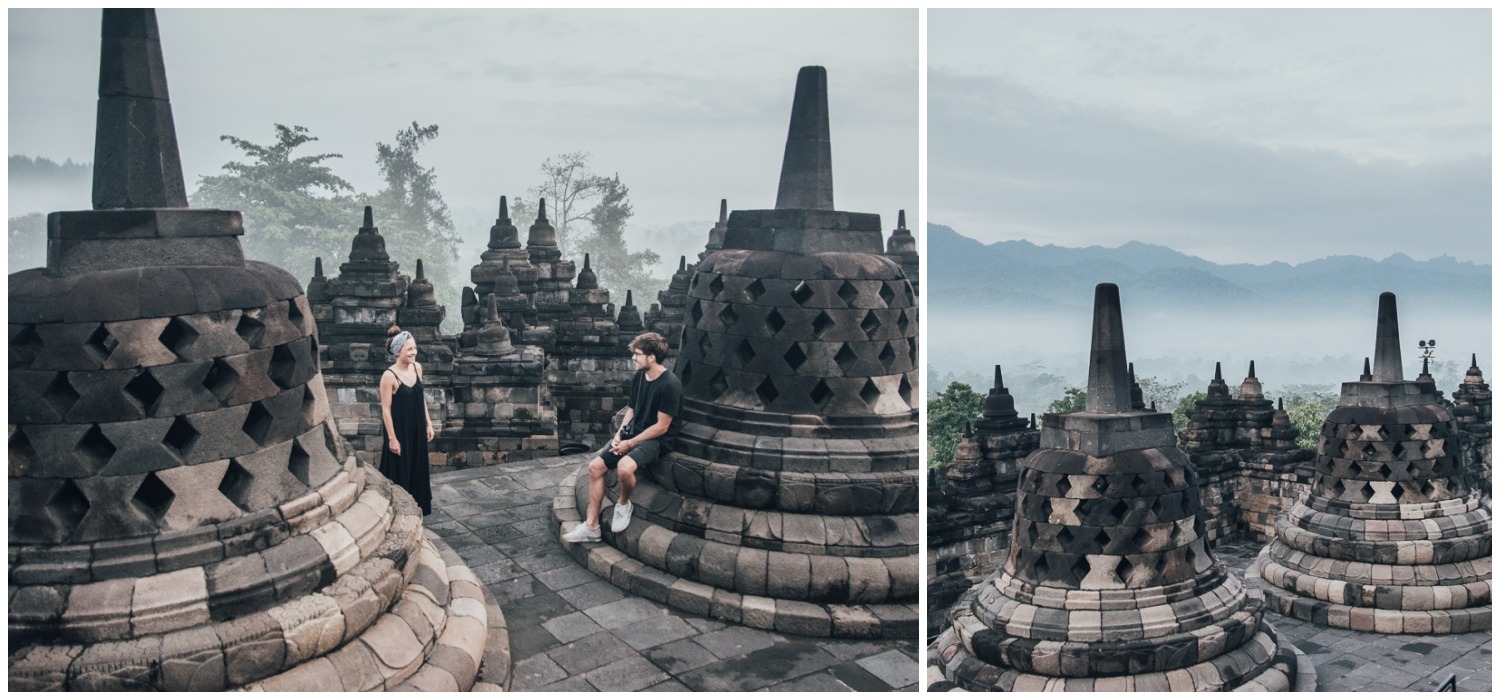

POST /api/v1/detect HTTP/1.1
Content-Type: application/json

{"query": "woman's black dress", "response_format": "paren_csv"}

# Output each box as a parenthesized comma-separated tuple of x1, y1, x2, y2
(379, 369, 432, 515)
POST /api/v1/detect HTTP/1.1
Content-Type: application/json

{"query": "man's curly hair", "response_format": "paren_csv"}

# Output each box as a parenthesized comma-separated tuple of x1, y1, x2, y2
(629, 332, 670, 364)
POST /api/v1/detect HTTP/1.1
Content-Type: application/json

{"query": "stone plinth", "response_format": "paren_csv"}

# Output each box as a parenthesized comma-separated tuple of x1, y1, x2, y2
(935, 283, 1308, 691)
(1253, 295, 1493, 636)
(554, 66, 920, 639)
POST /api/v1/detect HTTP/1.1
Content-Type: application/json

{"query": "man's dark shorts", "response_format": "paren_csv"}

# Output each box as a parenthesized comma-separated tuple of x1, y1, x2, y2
(595, 439, 662, 470)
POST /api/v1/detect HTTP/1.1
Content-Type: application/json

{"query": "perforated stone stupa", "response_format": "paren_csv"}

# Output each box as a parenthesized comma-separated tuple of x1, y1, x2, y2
(8, 10, 505, 690)
(1251, 292, 1493, 635)
(932, 283, 1310, 691)
(554, 65, 919, 639)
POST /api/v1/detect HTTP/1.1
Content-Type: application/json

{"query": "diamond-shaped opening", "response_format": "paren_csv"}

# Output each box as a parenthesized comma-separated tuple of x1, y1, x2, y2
(323, 422, 345, 464)
(745, 279, 765, 302)
(203, 357, 240, 401)
(810, 379, 833, 408)
(1114, 557, 1133, 584)
(835, 344, 858, 373)
(897, 310, 910, 335)
(1420, 480, 1438, 498)
(1033, 552, 1050, 580)
(708, 275, 725, 299)
(218, 459, 255, 510)
(1110, 500, 1130, 522)
(755, 377, 779, 407)
(1054, 474, 1072, 495)
(1130, 474, 1148, 492)
(243, 402, 274, 444)
(46, 480, 90, 534)
(132, 472, 175, 524)
(1376, 463, 1392, 479)
(859, 378, 881, 407)
(1391, 442, 1406, 459)
(1069, 557, 1091, 585)
(784, 343, 807, 371)
(908, 337, 918, 364)
(878, 282, 896, 308)
(709, 370, 729, 399)
(1057, 527, 1075, 546)
(1092, 475, 1109, 494)
(1039, 498, 1054, 519)
(1361, 443, 1377, 458)
(268, 344, 298, 390)
(301, 385, 319, 423)
(1094, 529, 1112, 549)
(45, 373, 81, 418)
(1131, 528, 1152, 549)
(288, 441, 312, 486)
(162, 416, 199, 457)
(679, 360, 693, 386)
(690, 300, 704, 325)
(236, 311, 267, 347)
(124, 370, 165, 415)
(812, 311, 835, 339)
(1024, 522, 1039, 545)
(735, 339, 755, 366)
(1390, 483, 1406, 500)
(75, 425, 116, 472)
(11, 429, 37, 470)
(696, 332, 711, 358)
(879, 342, 897, 370)
(158, 317, 199, 357)
(791, 280, 814, 306)
(85, 324, 118, 363)
(286, 298, 306, 327)
(1376, 425, 1391, 440)
(1329, 479, 1346, 498)
(765, 309, 786, 335)
(12, 324, 43, 368)
(836, 281, 859, 306)
(1359, 482, 1375, 501)
(860, 310, 882, 338)
(717, 304, 739, 328)
(898, 375, 913, 405)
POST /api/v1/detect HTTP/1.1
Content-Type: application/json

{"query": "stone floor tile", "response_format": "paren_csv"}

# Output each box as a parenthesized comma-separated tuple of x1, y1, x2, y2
(546, 632, 635, 675)
(541, 611, 605, 644)
(582, 596, 666, 630)
(692, 625, 782, 659)
(640, 679, 692, 692)
(643, 638, 720, 675)
(612, 614, 698, 651)
(830, 659, 898, 692)
(534, 563, 600, 591)
(856, 649, 918, 688)
(558, 579, 628, 611)
(510, 652, 568, 690)
(583, 653, 671, 692)
(535, 675, 598, 692)
(765, 670, 856, 692)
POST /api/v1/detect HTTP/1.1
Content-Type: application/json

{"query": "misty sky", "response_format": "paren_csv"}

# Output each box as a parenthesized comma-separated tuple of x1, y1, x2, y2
(930, 10, 1491, 265)
(9, 9, 917, 240)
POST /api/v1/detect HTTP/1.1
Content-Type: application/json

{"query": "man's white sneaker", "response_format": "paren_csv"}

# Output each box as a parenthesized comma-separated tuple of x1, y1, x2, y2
(562, 522, 601, 543)
(611, 502, 634, 533)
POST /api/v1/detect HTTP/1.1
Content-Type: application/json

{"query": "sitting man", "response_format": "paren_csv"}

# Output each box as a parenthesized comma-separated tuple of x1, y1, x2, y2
(563, 331, 683, 542)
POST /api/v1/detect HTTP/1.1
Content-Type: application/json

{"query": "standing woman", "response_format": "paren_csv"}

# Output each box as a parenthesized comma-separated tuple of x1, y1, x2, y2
(380, 325, 435, 515)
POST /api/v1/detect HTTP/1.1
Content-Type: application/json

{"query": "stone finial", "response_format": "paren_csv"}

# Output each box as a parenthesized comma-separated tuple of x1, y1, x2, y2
(1029, 413, 1037, 429)
(887, 208, 917, 254)
(1239, 360, 1264, 401)
(774, 66, 834, 211)
(718, 198, 728, 224)
(313, 257, 324, 277)
(92, 9, 188, 210)
(962, 420, 973, 438)
(898, 210, 906, 228)
(982, 364, 1019, 422)
(1150, 400, 1157, 411)
(528, 198, 557, 248)
(1373, 292, 1404, 382)
(575, 252, 598, 289)
(475, 292, 514, 356)
(678, 256, 687, 272)
(489, 195, 521, 249)
(1360, 357, 1373, 381)
(1128, 362, 1146, 410)
(1272, 398, 1291, 428)
(1084, 283, 1132, 413)
(407, 259, 436, 307)
(1208, 361, 1229, 397)
(618, 289, 645, 332)
(1466, 353, 1485, 383)
(348, 205, 389, 262)
(1248, 360, 1257, 378)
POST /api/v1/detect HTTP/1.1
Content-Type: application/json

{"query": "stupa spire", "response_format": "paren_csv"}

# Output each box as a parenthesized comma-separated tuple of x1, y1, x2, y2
(774, 66, 833, 210)
(1373, 292, 1404, 381)
(93, 9, 188, 209)
(1084, 283, 1132, 413)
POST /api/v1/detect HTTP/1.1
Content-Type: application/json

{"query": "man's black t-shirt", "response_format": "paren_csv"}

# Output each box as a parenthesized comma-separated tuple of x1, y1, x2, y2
(623, 368, 683, 451)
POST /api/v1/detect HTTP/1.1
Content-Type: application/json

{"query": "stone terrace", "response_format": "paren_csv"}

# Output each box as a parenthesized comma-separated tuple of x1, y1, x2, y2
(423, 454, 920, 692)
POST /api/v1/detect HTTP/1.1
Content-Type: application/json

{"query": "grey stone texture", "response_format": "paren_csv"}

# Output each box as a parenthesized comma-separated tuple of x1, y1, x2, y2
(554, 66, 918, 640)
(8, 11, 505, 691)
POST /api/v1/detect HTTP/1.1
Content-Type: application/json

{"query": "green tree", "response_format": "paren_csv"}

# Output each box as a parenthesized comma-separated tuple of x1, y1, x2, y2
(1137, 376, 1187, 413)
(192, 124, 360, 281)
(574, 173, 665, 305)
(370, 122, 463, 331)
(9, 212, 46, 273)
(928, 382, 985, 470)
(1281, 384, 1338, 451)
(1172, 391, 1205, 432)
(1047, 387, 1088, 414)
(528, 151, 609, 257)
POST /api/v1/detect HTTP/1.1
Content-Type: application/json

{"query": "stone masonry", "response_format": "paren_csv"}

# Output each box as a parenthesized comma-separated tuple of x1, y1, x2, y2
(933, 283, 1312, 691)
(554, 65, 920, 640)
(1252, 292, 1493, 635)
(8, 11, 506, 690)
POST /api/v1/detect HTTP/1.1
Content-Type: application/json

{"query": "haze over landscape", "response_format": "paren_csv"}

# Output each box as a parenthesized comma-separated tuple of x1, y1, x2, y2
(928, 9, 1491, 413)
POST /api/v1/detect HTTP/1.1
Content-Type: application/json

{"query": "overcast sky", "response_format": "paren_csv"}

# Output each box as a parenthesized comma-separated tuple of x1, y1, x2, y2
(10, 9, 917, 239)
(930, 9, 1491, 265)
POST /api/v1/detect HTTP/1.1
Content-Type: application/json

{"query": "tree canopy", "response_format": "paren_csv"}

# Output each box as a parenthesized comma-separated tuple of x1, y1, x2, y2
(927, 381, 985, 470)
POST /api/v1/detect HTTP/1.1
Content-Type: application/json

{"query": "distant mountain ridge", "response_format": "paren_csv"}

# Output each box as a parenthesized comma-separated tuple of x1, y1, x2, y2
(928, 223, 1490, 313)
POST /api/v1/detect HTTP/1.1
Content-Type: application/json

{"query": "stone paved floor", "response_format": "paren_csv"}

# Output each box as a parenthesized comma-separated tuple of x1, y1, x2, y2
(422, 455, 919, 692)
(1211, 539, 1490, 693)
